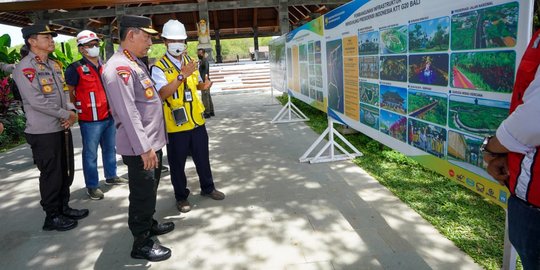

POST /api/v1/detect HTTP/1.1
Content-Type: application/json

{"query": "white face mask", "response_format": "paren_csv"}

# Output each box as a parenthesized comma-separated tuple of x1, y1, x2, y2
(85, 46, 100, 58)
(168, 42, 186, 56)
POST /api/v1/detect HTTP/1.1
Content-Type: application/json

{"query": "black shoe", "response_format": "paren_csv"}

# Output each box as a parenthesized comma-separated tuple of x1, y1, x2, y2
(131, 236, 171, 261)
(203, 113, 211, 118)
(62, 206, 89, 220)
(149, 221, 175, 236)
(161, 165, 169, 173)
(176, 200, 191, 213)
(43, 214, 78, 231)
(209, 112, 215, 117)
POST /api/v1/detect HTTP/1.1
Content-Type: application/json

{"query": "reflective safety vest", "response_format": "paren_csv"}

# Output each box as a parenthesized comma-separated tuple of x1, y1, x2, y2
(72, 59, 109, 121)
(153, 54, 205, 133)
(507, 29, 540, 207)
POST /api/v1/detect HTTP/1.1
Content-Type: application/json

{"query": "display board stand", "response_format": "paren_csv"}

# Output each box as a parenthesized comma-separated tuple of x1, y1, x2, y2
(271, 94, 309, 123)
(264, 87, 281, 106)
(502, 212, 517, 270)
(299, 117, 362, 163)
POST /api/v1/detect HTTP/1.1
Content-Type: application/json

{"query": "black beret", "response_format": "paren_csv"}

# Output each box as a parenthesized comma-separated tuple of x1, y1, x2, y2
(120, 15, 158, 35)
(22, 24, 58, 39)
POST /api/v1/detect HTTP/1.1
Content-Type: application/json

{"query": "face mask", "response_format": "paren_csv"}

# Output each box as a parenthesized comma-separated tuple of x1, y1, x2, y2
(85, 46, 100, 58)
(168, 43, 186, 56)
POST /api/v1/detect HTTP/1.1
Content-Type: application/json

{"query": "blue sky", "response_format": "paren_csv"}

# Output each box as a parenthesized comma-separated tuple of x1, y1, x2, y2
(2, 24, 74, 46)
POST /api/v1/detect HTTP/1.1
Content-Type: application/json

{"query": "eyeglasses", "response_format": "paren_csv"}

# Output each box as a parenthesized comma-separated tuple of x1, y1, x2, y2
(83, 43, 100, 48)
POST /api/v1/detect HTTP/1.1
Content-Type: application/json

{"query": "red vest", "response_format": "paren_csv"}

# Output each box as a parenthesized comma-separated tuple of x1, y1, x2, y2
(507, 29, 540, 207)
(73, 60, 109, 121)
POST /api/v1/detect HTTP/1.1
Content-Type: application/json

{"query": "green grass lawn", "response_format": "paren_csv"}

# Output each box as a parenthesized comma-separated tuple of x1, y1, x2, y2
(277, 94, 521, 270)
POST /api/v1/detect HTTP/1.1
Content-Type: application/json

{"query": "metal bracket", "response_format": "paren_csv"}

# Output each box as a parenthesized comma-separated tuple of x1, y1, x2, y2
(271, 94, 309, 123)
(299, 117, 362, 163)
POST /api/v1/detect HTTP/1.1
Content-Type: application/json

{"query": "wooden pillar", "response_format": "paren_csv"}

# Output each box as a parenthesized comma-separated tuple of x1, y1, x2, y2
(279, 0, 289, 34)
(215, 29, 222, 63)
(253, 26, 259, 61)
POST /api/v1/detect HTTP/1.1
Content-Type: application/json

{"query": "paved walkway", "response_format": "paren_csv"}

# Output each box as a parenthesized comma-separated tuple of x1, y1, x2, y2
(0, 91, 482, 270)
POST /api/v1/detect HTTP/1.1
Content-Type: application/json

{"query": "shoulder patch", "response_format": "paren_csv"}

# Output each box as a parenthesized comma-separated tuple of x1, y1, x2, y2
(116, 66, 131, 85)
(22, 68, 36, 83)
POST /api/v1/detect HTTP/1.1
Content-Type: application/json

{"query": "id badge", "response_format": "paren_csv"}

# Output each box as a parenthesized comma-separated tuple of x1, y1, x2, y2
(172, 107, 188, 126)
(184, 90, 193, 102)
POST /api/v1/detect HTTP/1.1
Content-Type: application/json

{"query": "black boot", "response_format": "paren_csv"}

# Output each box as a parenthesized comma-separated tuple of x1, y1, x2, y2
(131, 232, 171, 261)
(149, 220, 175, 236)
(43, 213, 78, 231)
(62, 206, 89, 220)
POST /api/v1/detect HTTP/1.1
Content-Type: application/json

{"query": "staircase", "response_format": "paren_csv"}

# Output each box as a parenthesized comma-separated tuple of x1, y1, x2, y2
(209, 61, 271, 92)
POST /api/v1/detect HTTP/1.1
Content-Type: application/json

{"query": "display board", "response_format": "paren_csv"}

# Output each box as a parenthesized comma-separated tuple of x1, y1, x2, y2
(286, 17, 328, 112)
(269, 35, 287, 93)
(283, 0, 534, 208)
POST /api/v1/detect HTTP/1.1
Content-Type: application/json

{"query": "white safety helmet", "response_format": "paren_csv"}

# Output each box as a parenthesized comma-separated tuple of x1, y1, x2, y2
(161, 19, 187, 40)
(76, 30, 100, 45)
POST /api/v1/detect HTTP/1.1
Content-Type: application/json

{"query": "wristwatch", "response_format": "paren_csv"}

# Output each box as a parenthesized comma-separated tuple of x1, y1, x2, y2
(177, 73, 185, 82)
(480, 136, 498, 155)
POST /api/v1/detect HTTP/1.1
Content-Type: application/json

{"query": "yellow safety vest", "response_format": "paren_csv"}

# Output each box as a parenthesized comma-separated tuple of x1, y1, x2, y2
(154, 55, 205, 133)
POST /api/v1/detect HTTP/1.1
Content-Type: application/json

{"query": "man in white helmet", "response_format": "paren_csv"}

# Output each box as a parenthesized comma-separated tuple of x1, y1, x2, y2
(65, 30, 128, 200)
(151, 19, 225, 214)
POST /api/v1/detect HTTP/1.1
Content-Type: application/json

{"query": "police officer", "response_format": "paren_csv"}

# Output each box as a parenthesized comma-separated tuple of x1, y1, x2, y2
(12, 24, 89, 231)
(65, 30, 128, 201)
(101, 15, 173, 262)
(151, 19, 224, 214)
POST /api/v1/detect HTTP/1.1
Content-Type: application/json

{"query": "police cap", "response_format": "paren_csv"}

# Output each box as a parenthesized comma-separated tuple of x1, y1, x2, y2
(22, 24, 58, 39)
(120, 15, 158, 35)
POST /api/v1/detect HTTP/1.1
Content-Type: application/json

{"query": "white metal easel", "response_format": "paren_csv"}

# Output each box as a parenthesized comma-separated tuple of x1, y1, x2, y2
(299, 117, 362, 163)
(271, 93, 309, 123)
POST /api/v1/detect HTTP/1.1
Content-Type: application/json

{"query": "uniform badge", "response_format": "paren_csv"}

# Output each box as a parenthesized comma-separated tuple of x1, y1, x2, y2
(42, 85, 53, 94)
(145, 88, 154, 99)
(116, 66, 131, 85)
(38, 64, 45, 71)
(82, 65, 90, 74)
(40, 78, 49, 85)
(22, 68, 36, 82)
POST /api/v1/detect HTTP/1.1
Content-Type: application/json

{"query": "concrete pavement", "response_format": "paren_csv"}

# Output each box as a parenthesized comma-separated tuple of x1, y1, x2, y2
(0, 91, 482, 270)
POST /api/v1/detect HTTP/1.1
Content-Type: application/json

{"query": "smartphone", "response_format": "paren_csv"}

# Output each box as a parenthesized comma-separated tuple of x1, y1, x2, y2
(172, 107, 188, 126)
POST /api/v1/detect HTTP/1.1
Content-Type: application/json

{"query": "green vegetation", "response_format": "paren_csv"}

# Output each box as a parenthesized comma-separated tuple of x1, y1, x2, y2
(451, 2, 518, 50)
(0, 34, 25, 151)
(451, 52, 515, 93)
(451, 14, 478, 50)
(381, 27, 407, 53)
(449, 101, 508, 136)
(277, 94, 520, 270)
(409, 22, 449, 52)
(408, 92, 447, 126)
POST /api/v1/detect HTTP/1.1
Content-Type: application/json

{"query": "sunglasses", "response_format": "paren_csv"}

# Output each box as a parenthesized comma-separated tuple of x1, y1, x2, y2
(83, 43, 100, 48)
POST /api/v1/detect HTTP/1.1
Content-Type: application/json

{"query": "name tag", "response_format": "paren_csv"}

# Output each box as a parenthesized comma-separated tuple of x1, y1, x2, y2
(184, 90, 193, 102)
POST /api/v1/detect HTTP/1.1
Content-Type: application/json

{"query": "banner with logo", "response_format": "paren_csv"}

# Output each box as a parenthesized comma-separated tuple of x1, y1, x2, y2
(285, 17, 328, 112)
(282, 0, 534, 208)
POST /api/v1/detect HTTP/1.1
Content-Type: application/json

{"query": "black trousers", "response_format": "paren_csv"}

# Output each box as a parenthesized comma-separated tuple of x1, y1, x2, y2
(122, 150, 162, 237)
(167, 125, 215, 201)
(25, 130, 74, 215)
